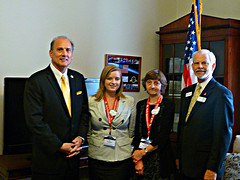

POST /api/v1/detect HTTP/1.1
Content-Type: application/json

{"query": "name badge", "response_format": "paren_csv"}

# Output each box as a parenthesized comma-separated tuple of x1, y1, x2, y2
(186, 92, 192, 97)
(151, 107, 160, 115)
(110, 110, 117, 117)
(197, 96, 207, 103)
(139, 138, 152, 149)
(104, 136, 116, 147)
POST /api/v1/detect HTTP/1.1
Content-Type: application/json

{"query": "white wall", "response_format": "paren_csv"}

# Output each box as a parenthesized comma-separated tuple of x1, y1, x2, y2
(176, 0, 240, 19)
(0, 0, 239, 154)
(0, 0, 176, 154)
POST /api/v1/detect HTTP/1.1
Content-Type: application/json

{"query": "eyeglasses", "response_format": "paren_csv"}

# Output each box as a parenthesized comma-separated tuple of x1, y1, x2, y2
(146, 80, 161, 86)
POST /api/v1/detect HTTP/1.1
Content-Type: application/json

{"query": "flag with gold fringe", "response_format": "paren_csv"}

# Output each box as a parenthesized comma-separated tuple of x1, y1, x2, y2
(181, 0, 202, 89)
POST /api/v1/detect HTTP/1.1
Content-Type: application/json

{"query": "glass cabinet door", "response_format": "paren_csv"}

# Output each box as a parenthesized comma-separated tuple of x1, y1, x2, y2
(162, 43, 185, 97)
(202, 40, 224, 84)
(161, 41, 224, 132)
(162, 43, 185, 132)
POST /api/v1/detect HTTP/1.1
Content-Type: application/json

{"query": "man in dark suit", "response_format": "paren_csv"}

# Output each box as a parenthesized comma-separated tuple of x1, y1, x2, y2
(24, 36, 89, 180)
(177, 49, 234, 180)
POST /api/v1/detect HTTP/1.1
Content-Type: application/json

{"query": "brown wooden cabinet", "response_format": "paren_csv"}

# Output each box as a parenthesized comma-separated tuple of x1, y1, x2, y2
(156, 14, 240, 151)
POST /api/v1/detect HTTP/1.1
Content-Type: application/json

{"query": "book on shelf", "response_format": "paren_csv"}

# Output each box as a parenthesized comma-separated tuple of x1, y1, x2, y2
(180, 59, 184, 73)
(169, 57, 184, 73)
(168, 57, 184, 73)
(172, 113, 179, 132)
(168, 80, 181, 96)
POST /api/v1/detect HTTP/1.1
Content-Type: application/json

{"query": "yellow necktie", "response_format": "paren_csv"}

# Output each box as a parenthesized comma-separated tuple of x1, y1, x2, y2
(185, 84, 201, 121)
(61, 75, 71, 116)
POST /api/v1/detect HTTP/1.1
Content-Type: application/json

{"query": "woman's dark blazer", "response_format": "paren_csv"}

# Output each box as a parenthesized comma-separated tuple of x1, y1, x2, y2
(132, 97, 176, 177)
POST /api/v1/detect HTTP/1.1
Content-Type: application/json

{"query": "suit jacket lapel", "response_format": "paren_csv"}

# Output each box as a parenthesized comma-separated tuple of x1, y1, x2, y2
(200, 78, 216, 97)
(184, 84, 196, 122)
(98, 99, 108, 123)
(46, 66, 63, 100)
(187, 78, 216, 122)
(115, 97, 125, 119)
(46, 66, 70, 117)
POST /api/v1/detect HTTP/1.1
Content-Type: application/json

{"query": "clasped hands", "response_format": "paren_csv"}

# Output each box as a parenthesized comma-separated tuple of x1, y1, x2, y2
(132, 149, 145, 175)
(60, 136, 83, 158)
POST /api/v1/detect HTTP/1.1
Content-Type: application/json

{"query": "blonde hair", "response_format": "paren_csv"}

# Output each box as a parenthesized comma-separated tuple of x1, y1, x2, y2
(94, 65, 125, 101)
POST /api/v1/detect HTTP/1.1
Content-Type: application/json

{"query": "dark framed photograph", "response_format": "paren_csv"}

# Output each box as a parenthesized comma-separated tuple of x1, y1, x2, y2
(105, 54, 142, 92)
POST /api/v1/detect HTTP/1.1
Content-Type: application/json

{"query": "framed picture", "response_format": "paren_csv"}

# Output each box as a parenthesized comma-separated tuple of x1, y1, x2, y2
(105, 54, 142, 92)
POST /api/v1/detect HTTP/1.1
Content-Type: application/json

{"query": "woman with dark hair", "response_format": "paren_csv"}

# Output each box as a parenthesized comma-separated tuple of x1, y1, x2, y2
(87, 65, 135, 180)
(132, 69, 176, 179)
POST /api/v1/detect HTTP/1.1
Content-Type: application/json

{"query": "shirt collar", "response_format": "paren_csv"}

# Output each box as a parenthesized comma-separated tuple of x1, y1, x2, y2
(197, 77, 212, 93)
(50, 63, 68, 81)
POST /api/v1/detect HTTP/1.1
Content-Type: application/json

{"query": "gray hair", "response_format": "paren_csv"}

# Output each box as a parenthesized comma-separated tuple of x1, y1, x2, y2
(192, 49, 216, 65)
(50, 36, 74, 51)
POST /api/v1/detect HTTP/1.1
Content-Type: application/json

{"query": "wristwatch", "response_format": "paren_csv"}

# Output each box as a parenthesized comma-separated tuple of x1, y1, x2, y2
(144, 148, 148, 154)
(77, 136, 85, 144)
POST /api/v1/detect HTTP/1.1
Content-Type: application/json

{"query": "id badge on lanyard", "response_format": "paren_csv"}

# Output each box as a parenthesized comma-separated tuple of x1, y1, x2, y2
(103, 97, 118, 147)
(140, 95, 162, 149)
(145, 95, 162, 136)
(139, 138, 152, 149)
(104, 135, 116, 147)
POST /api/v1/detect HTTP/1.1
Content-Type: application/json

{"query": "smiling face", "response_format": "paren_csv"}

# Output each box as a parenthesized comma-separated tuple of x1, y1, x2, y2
(49, 37, 73, 73)
(104, 70, 121, 95)
(192, 53, 216, 82)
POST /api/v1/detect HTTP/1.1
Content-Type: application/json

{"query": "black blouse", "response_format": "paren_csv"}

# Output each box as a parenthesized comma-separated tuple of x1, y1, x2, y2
(132, 97, 175, 149)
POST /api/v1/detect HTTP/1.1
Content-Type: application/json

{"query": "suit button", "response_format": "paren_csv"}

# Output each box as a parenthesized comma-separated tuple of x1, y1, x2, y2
(99, 118, 102, 121)
(103, 127, 107, 130)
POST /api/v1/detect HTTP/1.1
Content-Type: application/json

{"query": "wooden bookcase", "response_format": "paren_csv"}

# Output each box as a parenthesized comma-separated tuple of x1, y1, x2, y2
(156, 14, 240, 151)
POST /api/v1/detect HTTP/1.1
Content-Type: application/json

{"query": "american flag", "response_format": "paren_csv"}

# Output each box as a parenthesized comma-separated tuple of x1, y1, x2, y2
(181, 0, 202, 89)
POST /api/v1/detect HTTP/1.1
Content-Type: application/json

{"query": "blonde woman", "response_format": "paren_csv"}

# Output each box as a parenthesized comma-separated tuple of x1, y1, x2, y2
(88, 65, 135, 180)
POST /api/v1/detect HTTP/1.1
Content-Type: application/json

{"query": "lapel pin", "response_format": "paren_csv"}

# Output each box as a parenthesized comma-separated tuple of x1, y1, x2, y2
(70, 75, 74, 78)
(76, 91, 82, 95)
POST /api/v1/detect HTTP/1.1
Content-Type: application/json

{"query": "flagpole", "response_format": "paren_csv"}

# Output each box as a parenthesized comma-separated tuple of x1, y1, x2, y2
(181, 0, 202, 90)
(193, 0, 202, 50)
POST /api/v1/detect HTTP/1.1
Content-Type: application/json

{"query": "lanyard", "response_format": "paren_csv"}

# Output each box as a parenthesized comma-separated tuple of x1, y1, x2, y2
(145, 95, 162, 138)
(104, 97, 118, 130)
